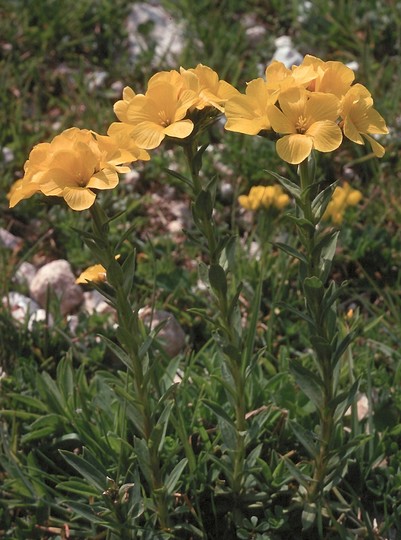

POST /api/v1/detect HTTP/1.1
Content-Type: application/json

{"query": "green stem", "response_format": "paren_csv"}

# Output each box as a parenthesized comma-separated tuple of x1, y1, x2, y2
(89, 203, 170, 531)
(183, 146, 247, 497)
(297, 159, 336, 504)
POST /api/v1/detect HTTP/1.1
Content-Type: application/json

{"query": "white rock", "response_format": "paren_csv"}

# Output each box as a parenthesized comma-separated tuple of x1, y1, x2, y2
(346, 61, 359, 72)
(83, 290, 115, 316)
(29, 259, 83, 316)
(2, 146, 14, 164)
(66, 314, 79, 334)
(28, 309, 53, 331)
(13, 261, 37, 286)
(138, 307, 186, 357)
(85, 70, 108, 91)
(127, 2, 185, 66)
(246, 25, 267, 44)
(2, 292, 40, 324)
(0, 228, 22, 250)
(272, 36, 303, 67)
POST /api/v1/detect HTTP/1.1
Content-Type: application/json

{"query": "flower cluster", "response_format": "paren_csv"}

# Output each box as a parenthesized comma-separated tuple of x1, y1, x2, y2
(238, 185, 290, 211)
(323, 182, 363, 224)
(7, 58, 388, 212)
(8, 128, 148, 211)
(109, 64, 239, 150)
(225, 55, 388, 164)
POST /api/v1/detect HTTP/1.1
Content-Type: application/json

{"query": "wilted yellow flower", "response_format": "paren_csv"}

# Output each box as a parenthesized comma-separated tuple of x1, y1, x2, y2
(76, 264, 107, 284)
(323, 182, 362, 224)
(340, 84, 388, 157)
(267, 87, 343, 164)
(8, 128, 140, 211)
(238, 185, 290, 211)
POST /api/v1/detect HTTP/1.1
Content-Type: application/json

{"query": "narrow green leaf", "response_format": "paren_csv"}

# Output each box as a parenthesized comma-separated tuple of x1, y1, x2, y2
(56, 357, 74, 404)
(332, 379, 360, 422)
(57, 479, 99, 497)
(332, 330, 358, 367)
(288, 421, 317, 459)
(283, 456, 311, 488)
(276, 302, 314, 326)
(290, 361, 323, 410)
(274, 242, 308, 264)
(311, 182, 337, 222)
(203, 399, 235, 427)
(266, 170, 301, 200)
(243, 268, 263, 372)
(59, 450, 108, 491)
(164, 167, 192, 188)
(0, 409, 40, 420)
(122, 250, 136, 297)
(65, 501, 106, 524)
(98, 335, 133, 372)
(134, 437, 152, 485)
(303, 276, 324, 317)
(310, 335, 332, 362)
(4, 394, 48, 412)
(314, 230, 340, 283)
(194, 189, 213, 220)
(151, 401, 174, 452)
(209, 264, 227, 297)
(165, 458, 188, 494)
(285, 213, 315, 233)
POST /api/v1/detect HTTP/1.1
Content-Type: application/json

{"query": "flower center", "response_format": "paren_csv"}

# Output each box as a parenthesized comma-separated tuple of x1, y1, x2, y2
(158, 110, 170, 127)
(76, 172, 88, 187)
(295, 115, 308, 134)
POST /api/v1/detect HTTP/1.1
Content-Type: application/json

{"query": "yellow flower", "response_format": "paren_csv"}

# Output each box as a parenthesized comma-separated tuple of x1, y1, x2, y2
(113, 86, 137, 123)
(76, 255, 121, 284)
(266, 60, 316, 93)
(76, 263, 107, 284)
(120, 81, 198, 149)
(224, 60, 317, 137)
(8, 128, 139, 211)
(179, 64, 239, 112)
(340, 84, 388, 157)
(300, 55, 355, 97)
(225, 78, 276, 135)
(238, 185, 290, 211)
(267, 87, 343, 164)
(323, 182, 362, 224)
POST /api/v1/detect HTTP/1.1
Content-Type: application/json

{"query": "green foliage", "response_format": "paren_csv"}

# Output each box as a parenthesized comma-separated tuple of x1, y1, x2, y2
(1, 0, 401, 539)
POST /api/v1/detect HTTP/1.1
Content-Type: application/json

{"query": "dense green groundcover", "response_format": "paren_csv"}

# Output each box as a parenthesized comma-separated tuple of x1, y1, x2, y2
(1, 1, 401, 539)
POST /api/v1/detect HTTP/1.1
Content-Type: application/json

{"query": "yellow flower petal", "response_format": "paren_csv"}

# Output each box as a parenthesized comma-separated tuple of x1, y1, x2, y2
(87, 169, 119, 190)
(130, 122, 165, 149)
(343, 117, 364, 144)
(363, 134, 385, 157)
(267, 104, 294, 134)
(225, 117, 266, 135)
(276, 134, 314, 164)
(164, 119, 194, 139)
(305, 93, 340, 123)
(306, 121, 343, 152)
(76, 263, 107, 284)
(62, 187, 96, 211)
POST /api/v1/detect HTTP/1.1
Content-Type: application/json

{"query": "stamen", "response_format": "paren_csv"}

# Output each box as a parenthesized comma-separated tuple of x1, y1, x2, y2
(296, 115, 308, 133)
